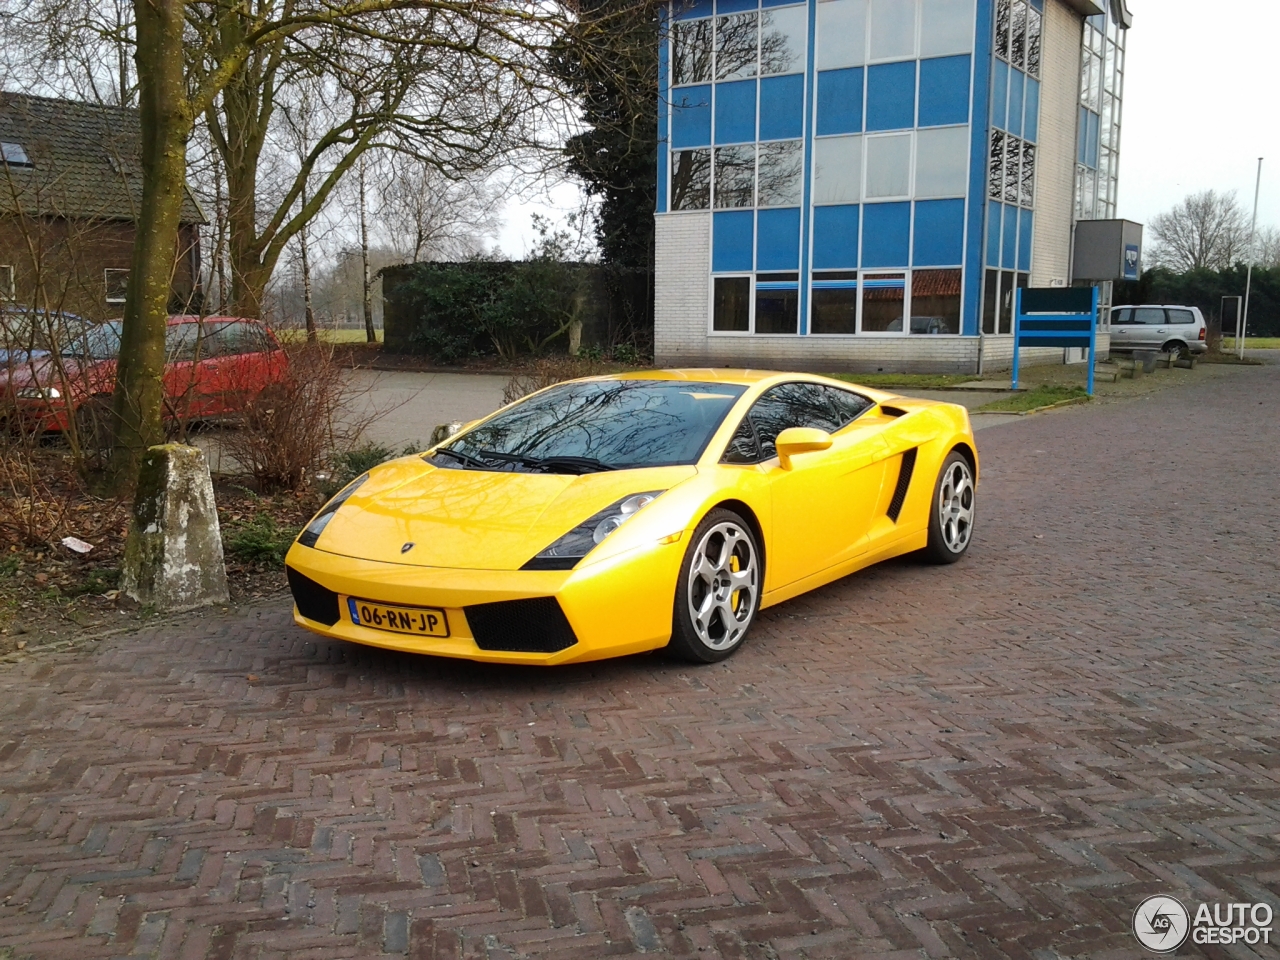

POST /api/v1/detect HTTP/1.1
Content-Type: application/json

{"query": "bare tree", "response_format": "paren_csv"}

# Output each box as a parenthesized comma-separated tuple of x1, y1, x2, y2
(1148, 190, 1251, 272)
(1254, 225, 1280, 269)
(357, 157, 374, 343)
(378, 154, 504, 263)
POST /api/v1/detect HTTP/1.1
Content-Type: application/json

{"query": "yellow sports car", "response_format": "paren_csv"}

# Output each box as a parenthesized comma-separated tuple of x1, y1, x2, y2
(285, 370, 977, 665)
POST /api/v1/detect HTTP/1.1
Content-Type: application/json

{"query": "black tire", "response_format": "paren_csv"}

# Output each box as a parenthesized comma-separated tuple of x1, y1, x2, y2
(921, 450, 976, 564)
(74, 394, 113, 452)
(667, 508, 762, 663)
(1162, 341, 1187, 361)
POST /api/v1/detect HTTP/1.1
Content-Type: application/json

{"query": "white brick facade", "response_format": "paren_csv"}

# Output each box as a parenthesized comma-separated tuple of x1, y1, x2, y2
(1031, 0, 1083, 288)
(654, 211, 711, 364)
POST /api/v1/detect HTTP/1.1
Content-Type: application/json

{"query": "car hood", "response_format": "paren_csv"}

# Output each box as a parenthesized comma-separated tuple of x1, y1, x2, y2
(0, 354, 99, 390)
(313, 457, 698, 571)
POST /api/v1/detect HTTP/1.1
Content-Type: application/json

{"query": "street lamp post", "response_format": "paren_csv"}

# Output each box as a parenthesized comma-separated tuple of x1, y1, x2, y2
(1240, 158, 1263, 360)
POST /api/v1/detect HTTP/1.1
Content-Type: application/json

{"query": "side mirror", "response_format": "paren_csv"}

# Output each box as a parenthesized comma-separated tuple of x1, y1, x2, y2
(775, 427, 833, 469)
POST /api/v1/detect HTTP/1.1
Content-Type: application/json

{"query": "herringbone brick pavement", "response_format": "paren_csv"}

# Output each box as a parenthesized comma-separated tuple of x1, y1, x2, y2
(0, 367, 1278, 959)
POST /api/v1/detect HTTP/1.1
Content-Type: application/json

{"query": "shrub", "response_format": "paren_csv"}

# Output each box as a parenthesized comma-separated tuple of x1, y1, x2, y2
(223, 513, 299, 566)
(502, 356, 607, 405)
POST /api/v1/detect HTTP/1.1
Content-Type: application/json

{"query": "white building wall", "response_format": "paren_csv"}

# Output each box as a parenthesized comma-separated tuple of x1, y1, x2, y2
(654, 212, 711, 364)
(1031, 0, 1082, 288)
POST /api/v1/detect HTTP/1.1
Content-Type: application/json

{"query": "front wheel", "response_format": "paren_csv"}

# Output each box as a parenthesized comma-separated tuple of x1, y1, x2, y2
(921, 451, 976, 564)
(667, 509, 761, 663)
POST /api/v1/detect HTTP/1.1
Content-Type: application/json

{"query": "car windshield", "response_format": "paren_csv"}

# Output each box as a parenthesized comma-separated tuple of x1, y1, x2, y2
(62, 321, 123, 360)
(438, 379, 747, 473)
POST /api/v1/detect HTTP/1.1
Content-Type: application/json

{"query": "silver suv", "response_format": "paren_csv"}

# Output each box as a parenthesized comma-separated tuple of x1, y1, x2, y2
(1108, 304, 1208, 358)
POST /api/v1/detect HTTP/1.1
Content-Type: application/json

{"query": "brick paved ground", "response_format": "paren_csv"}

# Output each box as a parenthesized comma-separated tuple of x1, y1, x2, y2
(1, 366, 1278, 960)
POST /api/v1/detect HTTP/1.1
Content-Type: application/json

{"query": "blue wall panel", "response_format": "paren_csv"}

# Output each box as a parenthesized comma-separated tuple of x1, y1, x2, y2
(715, 79, 757, 143)
(760, 74, 805, 140)
(866, 61, 916, 132)
(757, 208, 802, 270)
(657, 6, 670, 213)
(1024, 76, 1040, 142)
(713, 210, 755, 272)
(1018, 208, 1034, 271)
(1002, 203, 1018, 269)
(671, 85, 713, 148)
(986, 200, 1002, 267)
(913, 199, 965, 266)
(963, 0, 995, 336)
(815, 68, 863, 136)
(1008, 69, 1024, 137)
(918, 56, 971, 127)
(812, 204, 860, 269)
(716, 0, 756, 11)
(862, 202, 911, 267)
(992, 58, 1008, 131)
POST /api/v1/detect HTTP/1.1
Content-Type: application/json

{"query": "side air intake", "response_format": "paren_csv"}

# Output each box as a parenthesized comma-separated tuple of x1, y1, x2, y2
(464, 597, 579, 653)
(887, 448, 918, 523)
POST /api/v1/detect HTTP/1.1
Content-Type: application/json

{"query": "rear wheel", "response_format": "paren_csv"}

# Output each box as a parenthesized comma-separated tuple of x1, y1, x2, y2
(667, 509, 761, 663)
(1162, 341, 1187, 361)
(921, 451, 976, 564)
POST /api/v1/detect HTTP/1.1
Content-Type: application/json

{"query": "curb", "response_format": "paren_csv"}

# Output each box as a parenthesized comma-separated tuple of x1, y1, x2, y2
(976, 396, 1091, 417)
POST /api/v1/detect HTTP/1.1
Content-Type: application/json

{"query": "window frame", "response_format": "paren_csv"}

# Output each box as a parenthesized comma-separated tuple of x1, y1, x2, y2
(104, 268, 130, 304)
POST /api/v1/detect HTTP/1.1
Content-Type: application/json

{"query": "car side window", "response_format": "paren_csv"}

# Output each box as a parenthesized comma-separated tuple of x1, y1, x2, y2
(724, 382, 872, 463)
(1134, 308, 1166, 325)
(165, 324, 199, 362)
(1111, 308, 1132, 324)
(1167, 309, 1195, 325)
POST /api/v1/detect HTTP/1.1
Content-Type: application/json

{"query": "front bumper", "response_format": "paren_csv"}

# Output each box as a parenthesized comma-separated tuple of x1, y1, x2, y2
(283, 537, 686, 665)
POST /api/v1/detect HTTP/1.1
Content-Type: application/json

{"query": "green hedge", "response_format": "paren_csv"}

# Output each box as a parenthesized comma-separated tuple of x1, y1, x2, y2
(381, 260, 653, 362)
(1116, 265, 1279, 336)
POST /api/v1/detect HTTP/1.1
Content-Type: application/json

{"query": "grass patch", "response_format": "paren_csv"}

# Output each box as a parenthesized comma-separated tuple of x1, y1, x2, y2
(223, 513, 300, 567)
(0, 555, 18, 578)
(978, 385, 1089, 413)
(276, 327, 383, 345)
(828, 373, 984, 389)
(1222, 337, 1280, 350)
(65, 567, 119, 597)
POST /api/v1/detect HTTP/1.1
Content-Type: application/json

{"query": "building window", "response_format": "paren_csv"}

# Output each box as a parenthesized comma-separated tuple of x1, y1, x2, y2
(816, 0, 867, 70)
(755, 274, 799, 334)
(0, 142, 31, 167)
(757, 140, 803, 207)
(1020, 141, 1036, 207)
(0, 264, 14, 300)
(990, 130, 1034, 208)
(716, 12, 758, 81)
(920, 0, 975, 58)
(915, 126, 969, 198)
(994, 0, 1010, 62)
(713, 145, 755, 207)
(909, 269, 961, 334)
(981, 268, 1027, 335)
(870, 0, 916, 61)
(713, 276, 751, 332)
(671, 149, 711, 210)
(861, 273, 906, 332)
(760, 4, 808, 76)
(811, 272, 859, 334)
(673, 18, 713, 86)
(988, 130, 1004, 199)
(813, 135, 863, 205)
(104, 268, 130, 304)
(865, 134, 911, 199)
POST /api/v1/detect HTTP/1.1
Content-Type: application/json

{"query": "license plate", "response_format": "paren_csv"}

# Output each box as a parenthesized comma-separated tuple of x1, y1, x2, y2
(347, 598, 449, 637)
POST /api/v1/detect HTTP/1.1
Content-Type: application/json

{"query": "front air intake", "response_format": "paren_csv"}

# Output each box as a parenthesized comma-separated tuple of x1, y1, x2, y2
(887, 448, 918, 523)
(464, 597, 579, 653)
(286, 566, 340, 626)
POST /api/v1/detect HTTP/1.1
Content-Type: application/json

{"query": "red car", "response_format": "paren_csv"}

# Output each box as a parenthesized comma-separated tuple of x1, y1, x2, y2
(2, 315, 289, 436)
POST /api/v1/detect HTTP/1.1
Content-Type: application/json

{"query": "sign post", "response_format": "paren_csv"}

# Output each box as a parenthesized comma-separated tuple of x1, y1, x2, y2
(1013, 287, 1100, 395)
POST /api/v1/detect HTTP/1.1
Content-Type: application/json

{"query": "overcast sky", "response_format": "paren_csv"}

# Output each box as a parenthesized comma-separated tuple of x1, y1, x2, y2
(1118, 0, 1278, 231)
(499, 0, 1280, 255)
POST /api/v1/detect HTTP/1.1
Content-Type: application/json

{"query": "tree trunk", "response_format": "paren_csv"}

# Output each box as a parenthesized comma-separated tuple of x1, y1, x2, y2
(112, 0, 190, 490)
(359, 160, 375, 343)
(300, 186, 317, 342)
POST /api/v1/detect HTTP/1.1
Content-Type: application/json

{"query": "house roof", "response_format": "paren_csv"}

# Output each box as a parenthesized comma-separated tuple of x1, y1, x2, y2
(0, 91, 206, 225)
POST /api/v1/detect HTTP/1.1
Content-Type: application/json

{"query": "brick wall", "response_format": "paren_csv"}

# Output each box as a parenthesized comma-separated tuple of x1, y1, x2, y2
(1031, 0, 1083, 287)
(654, 212, 711, 362)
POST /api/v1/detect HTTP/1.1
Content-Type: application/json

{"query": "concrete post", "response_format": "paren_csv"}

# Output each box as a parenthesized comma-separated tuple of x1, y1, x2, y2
(121, 444, 229, 610)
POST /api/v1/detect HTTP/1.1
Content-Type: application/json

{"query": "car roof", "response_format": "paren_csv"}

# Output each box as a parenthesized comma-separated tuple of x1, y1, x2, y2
(100, 315, 264, 326)
(1112, 304, 1201, 311)
(602, 368, 900, 402)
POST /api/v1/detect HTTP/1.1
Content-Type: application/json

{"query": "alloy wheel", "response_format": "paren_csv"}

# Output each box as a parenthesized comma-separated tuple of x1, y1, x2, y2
(686, 521, 758, 650)
(937, 459, 975, 553)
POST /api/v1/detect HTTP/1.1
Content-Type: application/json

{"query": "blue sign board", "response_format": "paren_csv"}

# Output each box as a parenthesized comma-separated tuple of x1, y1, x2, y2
(1124, 244, 1140, 280)
(1013, 287, 1100, 396)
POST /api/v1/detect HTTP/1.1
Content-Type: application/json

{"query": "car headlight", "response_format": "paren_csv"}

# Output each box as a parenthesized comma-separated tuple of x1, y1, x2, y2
(523, 491, 664, 570)
(16, 386, 60, 399)
(296, 473, 369, 547)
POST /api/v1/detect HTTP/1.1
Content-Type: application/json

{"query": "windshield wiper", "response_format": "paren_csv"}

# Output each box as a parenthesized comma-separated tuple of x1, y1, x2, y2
(429, 447, 488, 470)
(478, 450, 617, 474)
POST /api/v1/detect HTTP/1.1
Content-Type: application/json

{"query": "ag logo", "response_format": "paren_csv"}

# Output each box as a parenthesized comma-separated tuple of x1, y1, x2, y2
(1133, 895, 1190, 953)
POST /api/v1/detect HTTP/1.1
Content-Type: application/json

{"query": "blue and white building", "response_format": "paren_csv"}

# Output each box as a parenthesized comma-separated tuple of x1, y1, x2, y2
(654, 0, 1132, 371)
